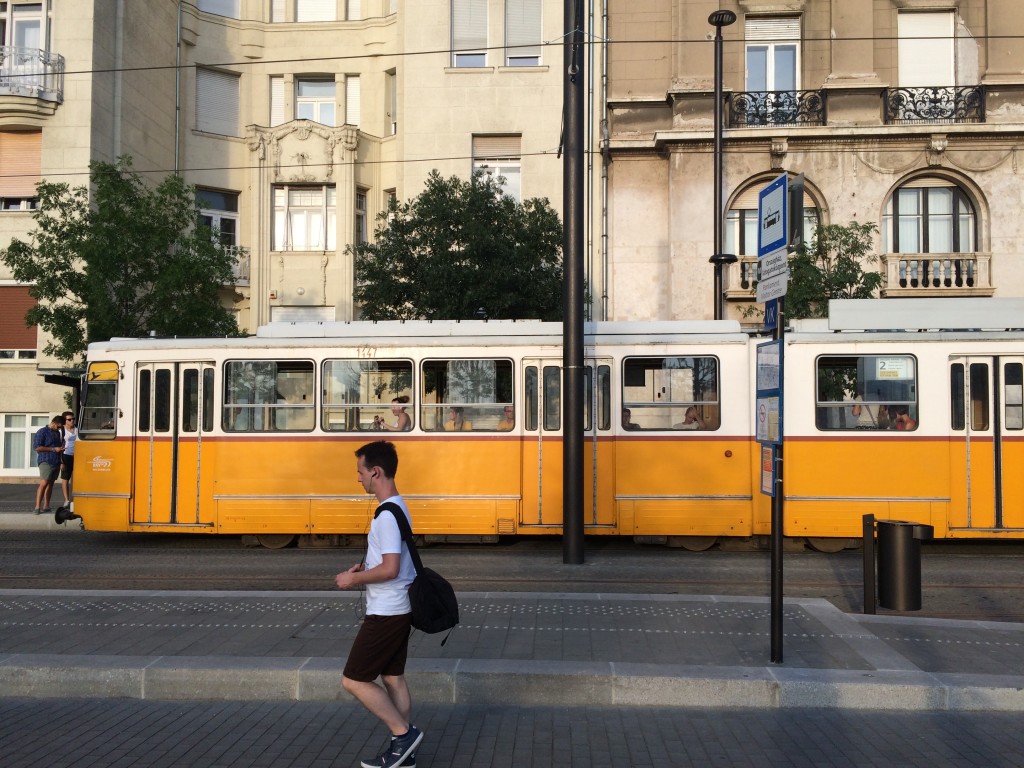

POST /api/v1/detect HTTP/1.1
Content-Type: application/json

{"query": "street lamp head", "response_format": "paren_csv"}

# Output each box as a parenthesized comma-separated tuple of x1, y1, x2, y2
(708, 10, 737, 28)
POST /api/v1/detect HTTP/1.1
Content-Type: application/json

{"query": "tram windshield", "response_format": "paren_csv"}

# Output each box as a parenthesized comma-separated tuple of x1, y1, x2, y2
(79, 361, 119, 439)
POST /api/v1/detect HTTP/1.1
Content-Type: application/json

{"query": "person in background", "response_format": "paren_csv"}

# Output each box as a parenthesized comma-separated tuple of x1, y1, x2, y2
(380, 396, 412, 432)
(622, 408, 639, 430)
(32, 415, 65, 515)
(674, 406, 706, 430)
(59, 412, 77, 508)
(443, 406, 472, 431)
(497, 405, 515, 431)
(335, 441, 423, 768)
(894, 405, 917, 430)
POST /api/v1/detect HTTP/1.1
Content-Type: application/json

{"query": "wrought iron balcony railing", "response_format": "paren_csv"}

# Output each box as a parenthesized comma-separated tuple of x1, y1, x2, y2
(0, 46, 64, 102)
(727, 90, 826, 128)
(882, 86, 984, 125)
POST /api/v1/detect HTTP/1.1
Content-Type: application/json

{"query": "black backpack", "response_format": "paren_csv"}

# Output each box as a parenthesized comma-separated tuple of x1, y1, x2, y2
(375, 502, 459, 641)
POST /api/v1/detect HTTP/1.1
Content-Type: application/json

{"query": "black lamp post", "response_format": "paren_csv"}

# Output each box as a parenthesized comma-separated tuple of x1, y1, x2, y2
(708, 9, 737, 321)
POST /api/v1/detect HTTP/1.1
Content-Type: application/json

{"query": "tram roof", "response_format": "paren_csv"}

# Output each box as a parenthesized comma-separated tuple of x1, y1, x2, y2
(826, 298, 1024, 332)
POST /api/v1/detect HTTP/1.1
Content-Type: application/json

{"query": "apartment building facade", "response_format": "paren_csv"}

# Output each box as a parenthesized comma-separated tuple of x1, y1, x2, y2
(0, 0, 603, 476)
(605, 0, 1024, 322)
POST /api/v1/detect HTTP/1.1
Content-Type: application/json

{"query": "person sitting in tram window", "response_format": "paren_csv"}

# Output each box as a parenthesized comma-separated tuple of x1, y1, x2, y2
(443, 406, 472, 431)
(497, 405, 515, 431)
(380, 396, 412, 432)
(673, 406, 706, 430)
(621, 408, 639, 430)
(894, 405, 917, 431)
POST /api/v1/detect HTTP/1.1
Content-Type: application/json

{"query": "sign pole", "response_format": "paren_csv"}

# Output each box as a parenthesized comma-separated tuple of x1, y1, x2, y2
(770, 297, 785, 663)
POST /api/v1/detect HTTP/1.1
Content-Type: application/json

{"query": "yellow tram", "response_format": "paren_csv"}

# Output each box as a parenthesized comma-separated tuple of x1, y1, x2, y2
(71, 299, 1024, 549)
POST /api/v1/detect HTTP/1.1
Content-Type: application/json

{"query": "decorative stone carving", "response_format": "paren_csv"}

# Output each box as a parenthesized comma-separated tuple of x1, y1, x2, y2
(245, 121, 358, 182)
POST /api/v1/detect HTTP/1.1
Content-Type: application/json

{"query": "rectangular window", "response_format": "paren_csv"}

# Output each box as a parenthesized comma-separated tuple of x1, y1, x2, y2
(347, 0, 361, 21)
(80, 361, 120, 440)
(345, 75, 360, 126)
(0, 130, 41, 200)
(385, 70, 398, 135)
(0, 285, 37, 351)
(197, 0, 239, 18)
(970, 362, 989, 431)
(815, 355, 918, 430)
(1005, 363, 1023, 431)
(543, 365, 560, 431)
(745, 17, 800, 92)
(950, 363, 965, 431)
(270, 76, 285, 126)
(452, 0, 487, 67)
(421, 358, 514, 431)
(3, 414, 48, 471)
(596, 364, 611, 430)
(898, 11, 954, 87)
(196, 68, 240, 137)
(355, 189, 368, 245)
(197, 188, 239, 248)
(223, 360, 315, 432)
(296, 78, 336, 126)
(622, 357, 720, 431)
(322, 359, 413, 431)
(473, 134, 522, 201)
(273, 185, 337, 251)
(296, 0, 335, 22)
(525, 365, 538, 431)
(505, 0, 541, 66)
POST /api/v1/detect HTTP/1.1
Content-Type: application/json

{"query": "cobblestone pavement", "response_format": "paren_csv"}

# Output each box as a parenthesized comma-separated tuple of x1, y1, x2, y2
(2, 698, 1024, 768)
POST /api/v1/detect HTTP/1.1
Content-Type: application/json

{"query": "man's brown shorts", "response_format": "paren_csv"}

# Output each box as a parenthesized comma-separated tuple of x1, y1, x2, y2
(343, 613, 413, 683)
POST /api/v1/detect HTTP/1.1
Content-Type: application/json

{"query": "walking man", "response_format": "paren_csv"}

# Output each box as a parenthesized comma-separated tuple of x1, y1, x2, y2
(336, 441, 423, 768)
(32, 415, 65, 514)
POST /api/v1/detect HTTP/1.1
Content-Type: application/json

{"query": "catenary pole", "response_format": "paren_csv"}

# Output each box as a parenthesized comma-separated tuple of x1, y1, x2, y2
(563, 0, 585, 564)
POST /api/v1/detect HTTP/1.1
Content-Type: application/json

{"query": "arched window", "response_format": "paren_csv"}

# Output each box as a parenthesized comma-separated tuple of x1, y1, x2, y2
(725, 183, 819, 257)
(882, 180, 977, 254)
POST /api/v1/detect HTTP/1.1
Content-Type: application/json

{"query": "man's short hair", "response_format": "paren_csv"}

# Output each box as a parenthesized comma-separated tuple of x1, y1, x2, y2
(355, 441, 398, 478)
(50, 415, 65, 425)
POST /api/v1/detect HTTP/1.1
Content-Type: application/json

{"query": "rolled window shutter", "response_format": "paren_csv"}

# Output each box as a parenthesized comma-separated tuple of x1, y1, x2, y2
(473, 134, 521, 160)
(348, 0, 361, 21)
(270, 76, 285, 126)
(296, 0, 335, 22)
(745, 17, 801, 41)
(346, 75, 360, 126)
(0, 131, 41, 197)
(506, 0, 541, 59)
(0, 286, 38, 348)
(271, 0, 286, 21)
(196, 69, 240, 137)
(453, 0, 487, 53)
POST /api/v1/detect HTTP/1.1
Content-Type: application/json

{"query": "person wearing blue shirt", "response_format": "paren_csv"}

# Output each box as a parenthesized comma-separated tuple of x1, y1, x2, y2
(32, 415, 65, 514)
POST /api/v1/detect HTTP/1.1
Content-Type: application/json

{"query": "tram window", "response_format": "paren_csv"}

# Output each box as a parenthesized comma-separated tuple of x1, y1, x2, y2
(543, 366, 561, 430)
(223, 360, 315, 432)
(597, 365, 611, 430)
(138, 369, 152, 433)
(154, 369, 172, 433)
(80, 361, 119, 439)
(322, 359, 412, 431)
(1005, 363, 1023, 431)
(183, 369, 199, 433)
(525, 366, 538, 431)
(621, 357, 720, 431)
(421, 358, 514, 431)
(815, 355, 917, 430)
(970, 363, 989, 431)
(203, 368, 215, 432)
(950, 364, 966, 430)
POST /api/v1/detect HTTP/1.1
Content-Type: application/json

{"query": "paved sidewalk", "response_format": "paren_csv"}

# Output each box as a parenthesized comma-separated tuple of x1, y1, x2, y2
(1, 589, 1022, 712)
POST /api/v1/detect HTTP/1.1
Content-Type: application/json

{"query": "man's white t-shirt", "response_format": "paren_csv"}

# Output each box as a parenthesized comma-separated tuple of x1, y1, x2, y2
(365, 495, 417, 616)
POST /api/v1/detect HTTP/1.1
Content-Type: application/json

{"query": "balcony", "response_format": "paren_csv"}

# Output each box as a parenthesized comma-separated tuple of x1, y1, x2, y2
(881, 253, 993, 298)
(724, 258, 760, 300)
(727, 90, 826, 128)
(882, 86, 984, 125)
(0, 46, 64, 102)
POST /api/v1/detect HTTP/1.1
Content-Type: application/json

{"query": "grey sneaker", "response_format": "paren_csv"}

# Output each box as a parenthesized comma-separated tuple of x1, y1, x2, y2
(32, 508, 42, 515)
(360, 725, 423, 768)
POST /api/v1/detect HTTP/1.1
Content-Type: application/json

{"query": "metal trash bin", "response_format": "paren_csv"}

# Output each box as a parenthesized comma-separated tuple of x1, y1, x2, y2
(876, 520, 934, 610)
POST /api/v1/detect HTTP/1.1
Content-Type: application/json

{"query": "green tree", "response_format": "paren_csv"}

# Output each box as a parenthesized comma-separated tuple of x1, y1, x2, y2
(352, 170, 564, 321)
(784, 220, 883, 319)
(1, 157, 239, 364)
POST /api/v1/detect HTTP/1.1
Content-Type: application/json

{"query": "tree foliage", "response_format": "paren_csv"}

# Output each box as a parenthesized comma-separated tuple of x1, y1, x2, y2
(784, 221, 883, 319)
(1, 157, 239, 364)
(352, 170, 564, 321)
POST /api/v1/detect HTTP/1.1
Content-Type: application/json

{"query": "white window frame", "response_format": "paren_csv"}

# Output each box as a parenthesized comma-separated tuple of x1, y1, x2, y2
(505, 0, 542, 67)
(473, 135, 522, 201)
(197, 189, 240, 248)
(273, 185, 337, 252)
(745, 17, 800, 92)
(1, 414, 48, 474)
(882, 180, 976, 255)
(355, 188, 368, 245)
(295, 78, 336, 126)
(452, 0, 487, 67)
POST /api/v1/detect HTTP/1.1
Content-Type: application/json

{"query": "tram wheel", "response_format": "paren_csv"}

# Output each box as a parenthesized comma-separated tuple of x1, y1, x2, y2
(667, 536, 718, 552)
(257, 534, 297, 549)
(805, 537, 846, 554)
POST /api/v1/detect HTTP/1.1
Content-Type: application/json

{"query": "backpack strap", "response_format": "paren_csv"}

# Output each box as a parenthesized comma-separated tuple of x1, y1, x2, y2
(375, 501, 424, 575)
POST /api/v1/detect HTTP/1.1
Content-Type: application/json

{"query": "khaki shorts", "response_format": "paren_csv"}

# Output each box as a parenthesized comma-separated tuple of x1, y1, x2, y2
(343, 613, 413, 683)
(38, 463, 60, 481)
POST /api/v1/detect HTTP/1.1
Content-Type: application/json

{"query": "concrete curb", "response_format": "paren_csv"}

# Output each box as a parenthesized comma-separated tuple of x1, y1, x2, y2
(2, 653, 1023, 711)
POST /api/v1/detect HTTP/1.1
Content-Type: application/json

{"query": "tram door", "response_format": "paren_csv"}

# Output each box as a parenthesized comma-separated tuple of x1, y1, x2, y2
(948, 356, 1024, 530)
(131, 362, 215, 526)
(519, 359, 614, 529)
